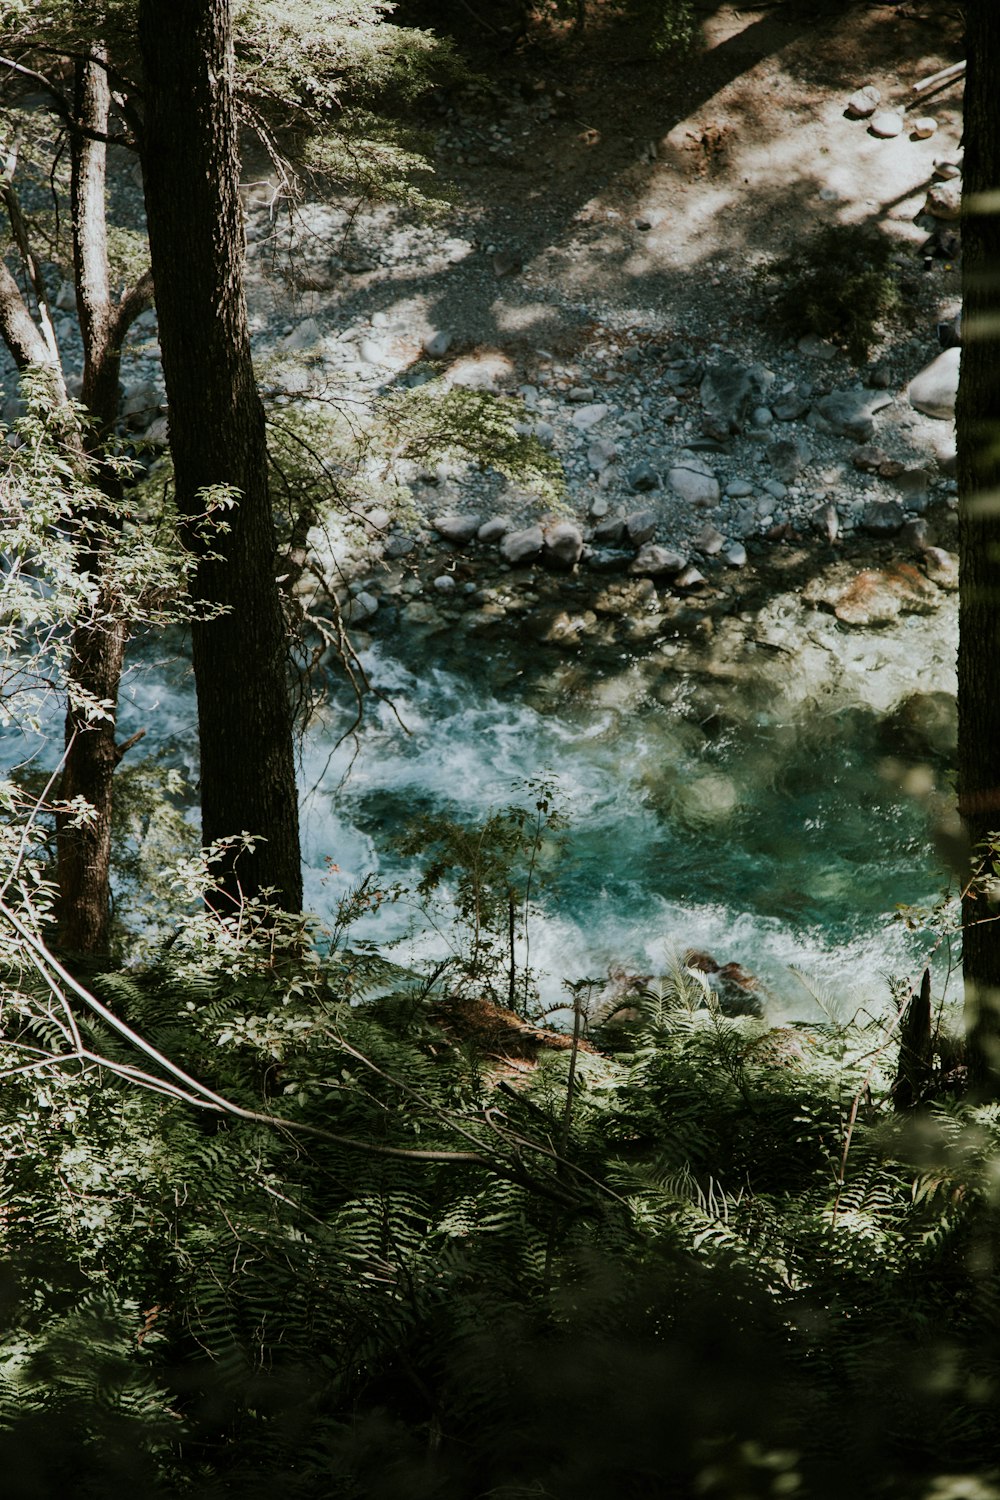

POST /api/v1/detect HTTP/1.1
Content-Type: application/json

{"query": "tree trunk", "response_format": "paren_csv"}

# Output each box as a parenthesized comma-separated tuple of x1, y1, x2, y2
(957, 0, 1000, 1095)
(138, 0, 303, 914)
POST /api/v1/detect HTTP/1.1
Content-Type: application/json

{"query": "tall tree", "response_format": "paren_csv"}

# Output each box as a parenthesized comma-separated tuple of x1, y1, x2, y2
(138, 0, 302, 914)
(0, 43, 152, 955)
(957, 0, 1000, 1093)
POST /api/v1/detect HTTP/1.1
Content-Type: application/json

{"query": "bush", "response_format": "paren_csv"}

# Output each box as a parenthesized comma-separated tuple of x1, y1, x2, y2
(768, 223, 903, 364)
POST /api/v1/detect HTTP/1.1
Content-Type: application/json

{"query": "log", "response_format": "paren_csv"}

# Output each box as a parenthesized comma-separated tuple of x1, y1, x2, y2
(893, 967, 933, 1111)
(912, 60, 966, 96)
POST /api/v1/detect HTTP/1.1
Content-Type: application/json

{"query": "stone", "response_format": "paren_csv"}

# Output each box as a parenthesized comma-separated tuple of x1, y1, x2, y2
(668, 458, 720, 508)
(926, 179, 962, 221)
(590, 495, 610, 518)
(121, 382, 161, 430)
(593, 515, 626, 545)
(911, 116, 938, 140)
(804, 563, 939, 626)
(631, 543, 685, 576)
(477, 517, 511, 543)
(345, 590, 379, 622)
(851, 444, 890, 474)
(763, 478, 787, 501)
(693, 524, 725, 556)
(629, 460, 659, 492)
(859, 499, 905, 536)
(433, 574, 457, 593)
(384, 534, 416, 559)
(674, 564, 706, 589)
(492, 246, 523, 277)
(771, 391, 811, 422)
(723, 543, 747, 568)
(725, 478, 754, 498)
(797, 334, 837, 360)
(767, 434, 813, 482)
(588, 437, 617, 473)
(533, 420, 556, 447)
(699, 359, 773, 436)
(279, 317, 323, 351)
(625, 508, 658, 545)
(881, 691, 956, 763)
(543, 520, 584, 570)
(751, 405, 774, 427)
(422, 330, 453, 359)
(402, 601, 446, 630)
(587, 548, 633, 573)
(432, 513, 482, 544)
(56, 280, 76, 312)
(901, 518, 930, 552)
(869, 110, 904, 138)
(500, 525, 544, 565)
(811, 502, 839, 543)
(921, 546, 958, 590)
(845, 84, 881, 118)
(907, 346, 960, 419)
(572, 403, 610, 430)
(814, 389, 890, 441)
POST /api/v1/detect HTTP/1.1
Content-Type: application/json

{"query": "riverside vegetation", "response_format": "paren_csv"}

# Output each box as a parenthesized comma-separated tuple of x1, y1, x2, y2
(2, 1, 996, 1497)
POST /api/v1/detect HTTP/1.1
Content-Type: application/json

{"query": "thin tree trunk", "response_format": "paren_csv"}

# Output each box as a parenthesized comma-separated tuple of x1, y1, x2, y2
(138, 0, 302, 914)
(957, 0, 1000, 1095)
(0, 50, 153, 956)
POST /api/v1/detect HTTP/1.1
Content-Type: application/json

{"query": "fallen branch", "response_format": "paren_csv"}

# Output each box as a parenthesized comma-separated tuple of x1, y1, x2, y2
(912, 59, 966, 96)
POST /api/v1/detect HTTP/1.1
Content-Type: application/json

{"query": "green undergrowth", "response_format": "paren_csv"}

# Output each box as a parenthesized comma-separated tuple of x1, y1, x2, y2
(0, 899, 996, 1500)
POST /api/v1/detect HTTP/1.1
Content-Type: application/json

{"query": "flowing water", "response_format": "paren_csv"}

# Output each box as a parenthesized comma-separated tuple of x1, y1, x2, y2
(109, 593, 958, 1023)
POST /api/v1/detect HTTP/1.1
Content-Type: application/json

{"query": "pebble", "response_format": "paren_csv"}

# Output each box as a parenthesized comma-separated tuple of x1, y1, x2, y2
(572, 403, 610, 430)
(543, 520, 584, 569)
(694, 524, 725, 556)
(725, 478, 754, 498)
(588, 437, 617, 473)
(723, 543, 748, 568)
(422, 331, 453, 359)
(478, 517, 511, 543)
(433, 574, 457, 592)
(626, 508, 658, 544)
(911, 117, 938, 140)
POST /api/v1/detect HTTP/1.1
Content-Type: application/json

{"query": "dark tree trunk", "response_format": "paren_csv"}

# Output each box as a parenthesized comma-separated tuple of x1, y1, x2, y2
(138, 0, 302, 914)
(957, 0, 1000, 1095)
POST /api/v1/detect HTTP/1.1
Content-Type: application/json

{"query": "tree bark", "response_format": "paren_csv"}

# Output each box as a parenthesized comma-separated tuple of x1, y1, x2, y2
(0, 49, 153, 956)
(957, 0, 1000, 1095)
(138, 0, 302, 914)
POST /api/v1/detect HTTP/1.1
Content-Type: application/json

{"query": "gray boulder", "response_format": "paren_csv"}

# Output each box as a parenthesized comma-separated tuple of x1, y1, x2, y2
(500, 525, 544, 565)
(907, 347, 960, 419)
(699, 359, 773, 437)
(543, 520, 584, 570)
(433, 513, 482, 544)
(767, 434, 813, 482)
(859, 499, 905, 536)
(630, 543, 686, 576)
(668, 456, 720, 508)
(813, 389, 890, 441)
(625, 508, 658, 545)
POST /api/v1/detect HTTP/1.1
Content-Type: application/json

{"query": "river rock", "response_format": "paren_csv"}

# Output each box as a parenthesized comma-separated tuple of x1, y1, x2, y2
(587, 547, 634, 573)
(279, 317, 323, 351)
(433, 574, 457, 593)
(594, 515, 626, 545)
(911, 116, 938, 140)
(814, 389, 890, 441)
(422, 330, 453, 358)
(921, 546, 958, 590)
(572, 402, 609, 430)
(859, 499, 905, 536)
(402, 600, 446, 630)
(725, 477, 754, 498)
(631, 543, 685, 576)
(869, 110, 904, 138)
(804, 563, 940, 625)
(845, 84, 880, 118)
(881, 691, 956, 763)
(723, 543, 747, 568)
(501, 525, 545, 565)
(384, 534, 416, 559)
(626, 508, 658, 545)
(812, 502, 839, 542)
(588, 437, 617, 473)
(907, 347, 960, 419)
(543, 520, 584, 570)
(694, 523, 725, 556)
(344, 590, 379, 622)
(433, 513, 482, 544)
(768, 434, 813, 482)
(771, 389, 811, 422)
(668, 457, 720, 508)
(699, 359, 773, 437)
(478, 517, 510, 543)
(629, 460, 659, 492)
(926, 179, 962, 221)
(674, 564, 706, 589)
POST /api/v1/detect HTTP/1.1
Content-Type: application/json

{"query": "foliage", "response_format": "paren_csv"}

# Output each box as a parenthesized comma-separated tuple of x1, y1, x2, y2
(764, 222, 905, 364)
